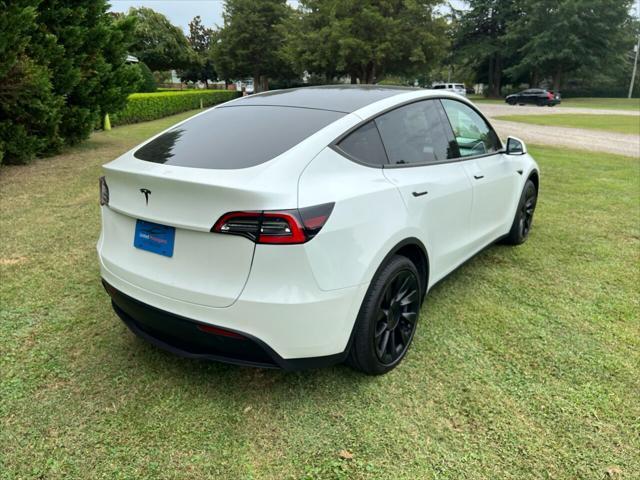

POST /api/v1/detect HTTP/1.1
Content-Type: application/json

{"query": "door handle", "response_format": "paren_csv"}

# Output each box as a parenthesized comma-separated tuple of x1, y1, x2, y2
(473, 175, 484, 180)
(412, 190, 428, 197)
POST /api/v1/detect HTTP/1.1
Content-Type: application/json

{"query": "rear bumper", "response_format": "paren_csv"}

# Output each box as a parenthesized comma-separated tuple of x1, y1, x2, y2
(104, 280, 349, 370)
(98, 244, 369, 364)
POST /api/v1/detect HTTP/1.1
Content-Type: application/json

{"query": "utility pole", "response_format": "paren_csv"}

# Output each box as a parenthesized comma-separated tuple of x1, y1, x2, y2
(630, 37, 639, 98)
(630, 1, 640, 98)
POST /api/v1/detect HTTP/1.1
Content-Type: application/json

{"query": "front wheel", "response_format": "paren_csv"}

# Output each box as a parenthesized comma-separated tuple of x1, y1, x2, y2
(347, 255, 421, 375)
(503, 179, 538, 245)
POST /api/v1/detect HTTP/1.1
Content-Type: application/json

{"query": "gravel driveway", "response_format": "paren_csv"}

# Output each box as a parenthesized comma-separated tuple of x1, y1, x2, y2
(476, 104, 640, 157)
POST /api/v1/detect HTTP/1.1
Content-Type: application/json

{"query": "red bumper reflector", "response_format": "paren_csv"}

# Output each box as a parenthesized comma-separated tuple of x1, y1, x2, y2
(197, 324, 245, 339)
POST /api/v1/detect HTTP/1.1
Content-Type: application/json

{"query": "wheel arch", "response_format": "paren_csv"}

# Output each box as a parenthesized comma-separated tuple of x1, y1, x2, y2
(376, 237, 430, 300)
(527, 169, 540, 192)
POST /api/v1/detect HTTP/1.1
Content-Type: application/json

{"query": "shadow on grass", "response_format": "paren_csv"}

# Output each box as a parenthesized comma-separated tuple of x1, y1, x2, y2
(87, 243, 509, 407)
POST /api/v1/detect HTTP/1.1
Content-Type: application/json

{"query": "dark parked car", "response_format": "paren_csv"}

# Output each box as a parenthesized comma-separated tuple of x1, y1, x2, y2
(505, 89, 561, 106)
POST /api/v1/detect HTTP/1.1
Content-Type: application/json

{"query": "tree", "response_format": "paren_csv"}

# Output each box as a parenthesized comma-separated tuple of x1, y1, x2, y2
(126, 7, 193, 72)
(506, 0, 634, 92)
(134, 62, 157, 92)
(213, 0, 292, 92)
(453, 0, 521, 97)
(182, 16, 217, 87)
(0, 1, 61, 163)
(291, 0, 448, 84)
(0, 0, 140, 164)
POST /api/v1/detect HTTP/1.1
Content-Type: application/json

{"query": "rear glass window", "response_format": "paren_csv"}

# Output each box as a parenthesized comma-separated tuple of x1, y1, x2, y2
(432, 85, 446, 89)
(134, 106, 344, 169)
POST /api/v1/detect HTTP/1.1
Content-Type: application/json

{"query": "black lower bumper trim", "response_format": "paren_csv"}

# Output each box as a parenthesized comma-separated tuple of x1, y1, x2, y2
(103, 280, 346, 371)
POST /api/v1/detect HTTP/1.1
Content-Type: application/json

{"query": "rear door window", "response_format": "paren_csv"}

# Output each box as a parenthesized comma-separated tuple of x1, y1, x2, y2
(336, 121, 388, 166)
(374, 99, 457, 165)
(134, 106, 344, 169)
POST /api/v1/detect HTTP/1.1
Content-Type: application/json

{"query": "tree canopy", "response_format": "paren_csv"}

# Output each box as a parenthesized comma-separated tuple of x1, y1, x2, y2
(506, 0, 634, 92)
(212, 0, 292, 92)
(289, 0, 448, 84)
(126, 7, 193, 72)
(452, 0, 636, 95)
(181, 16, 217, 86)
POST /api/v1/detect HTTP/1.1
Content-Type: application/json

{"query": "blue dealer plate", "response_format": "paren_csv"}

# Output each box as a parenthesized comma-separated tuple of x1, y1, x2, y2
(134, 220, 175, 257)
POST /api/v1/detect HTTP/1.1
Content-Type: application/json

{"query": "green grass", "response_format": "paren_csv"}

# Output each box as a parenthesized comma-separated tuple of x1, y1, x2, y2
(495, 113, 640, 134)
(558, 97, 640, 111)
(1, 111, 639, 479)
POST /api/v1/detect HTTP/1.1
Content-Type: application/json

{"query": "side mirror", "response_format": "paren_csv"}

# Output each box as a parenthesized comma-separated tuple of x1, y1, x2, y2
(506, 136, 527, 155)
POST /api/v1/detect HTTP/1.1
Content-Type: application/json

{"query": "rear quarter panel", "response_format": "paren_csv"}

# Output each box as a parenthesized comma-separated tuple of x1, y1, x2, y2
(298, 148, 420, 291)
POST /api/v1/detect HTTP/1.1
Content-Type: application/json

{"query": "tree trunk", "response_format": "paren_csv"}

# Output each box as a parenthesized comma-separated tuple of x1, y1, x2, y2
(493, 54, 502, 97)
(488, 55, 495, 97)
(553, 68, 562, 92)
(350, 70, 358, 84)
(259, 75, 269, 92)
(364, 63, 376, 84)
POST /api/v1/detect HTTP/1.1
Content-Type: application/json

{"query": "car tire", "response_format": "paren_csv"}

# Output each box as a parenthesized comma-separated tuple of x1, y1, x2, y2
(507, 98, 517, 105)
(346, 255, 422, 375)
(503, 179, 537, 245)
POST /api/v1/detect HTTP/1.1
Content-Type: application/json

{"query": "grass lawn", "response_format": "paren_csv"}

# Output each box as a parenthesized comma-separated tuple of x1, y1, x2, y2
(495, 113, 640, 134)
(1, 111, 639, 479)
(558, 97, 640, 111)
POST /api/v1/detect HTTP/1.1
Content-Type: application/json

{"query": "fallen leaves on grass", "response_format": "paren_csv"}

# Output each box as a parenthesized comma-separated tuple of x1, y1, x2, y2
(605, 466, 622, 477)
(338, 450, 354, 460)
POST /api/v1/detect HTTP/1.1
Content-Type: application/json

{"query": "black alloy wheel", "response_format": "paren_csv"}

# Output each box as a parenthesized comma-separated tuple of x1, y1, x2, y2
(374, 270, 419, 365)
(347, 255, 422, 375)
(503, 179, 538, 245)
(519, 187, 537, 238)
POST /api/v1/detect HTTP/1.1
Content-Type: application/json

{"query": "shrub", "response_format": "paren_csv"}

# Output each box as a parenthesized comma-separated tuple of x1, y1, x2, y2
(110, 90, 240, 126)
(134, 62, 157, 93)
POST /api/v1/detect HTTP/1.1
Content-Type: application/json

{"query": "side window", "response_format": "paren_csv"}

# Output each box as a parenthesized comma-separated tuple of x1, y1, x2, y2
(440, 99, 501, 157)
(375, 100, 457, 165)
(337, 120, 388, 166)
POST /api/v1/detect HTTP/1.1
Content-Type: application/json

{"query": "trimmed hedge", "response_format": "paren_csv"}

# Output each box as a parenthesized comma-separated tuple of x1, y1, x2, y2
(111, 90, 241, 126)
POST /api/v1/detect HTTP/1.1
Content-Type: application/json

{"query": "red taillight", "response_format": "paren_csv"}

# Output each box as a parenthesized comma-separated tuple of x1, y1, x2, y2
(212, 203, 334, 245)
(197, 324, 245, 339)
(259, 212, 307, 244)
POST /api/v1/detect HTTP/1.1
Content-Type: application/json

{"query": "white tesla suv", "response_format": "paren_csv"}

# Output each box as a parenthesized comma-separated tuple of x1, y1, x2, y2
(98, 86, 539, 374)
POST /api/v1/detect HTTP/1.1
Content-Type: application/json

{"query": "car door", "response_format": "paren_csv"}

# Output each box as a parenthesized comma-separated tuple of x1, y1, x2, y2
(440, 98, 520, 248)
(375, 99, 475, 283)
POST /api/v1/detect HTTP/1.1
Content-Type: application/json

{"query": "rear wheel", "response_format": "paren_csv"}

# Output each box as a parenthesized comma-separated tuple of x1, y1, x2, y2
(503, 179, 537, 245)
(507, 98, 517, 105)
(347, 255, 421, 375)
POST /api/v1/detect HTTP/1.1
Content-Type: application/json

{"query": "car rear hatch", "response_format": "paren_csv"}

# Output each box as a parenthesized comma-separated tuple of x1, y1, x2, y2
(98, 105, 345, 308)
(100, 164, 294, 308)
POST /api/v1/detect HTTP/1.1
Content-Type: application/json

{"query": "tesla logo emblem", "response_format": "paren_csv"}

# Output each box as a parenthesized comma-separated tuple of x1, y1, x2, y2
(140, 188, 151, 205)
